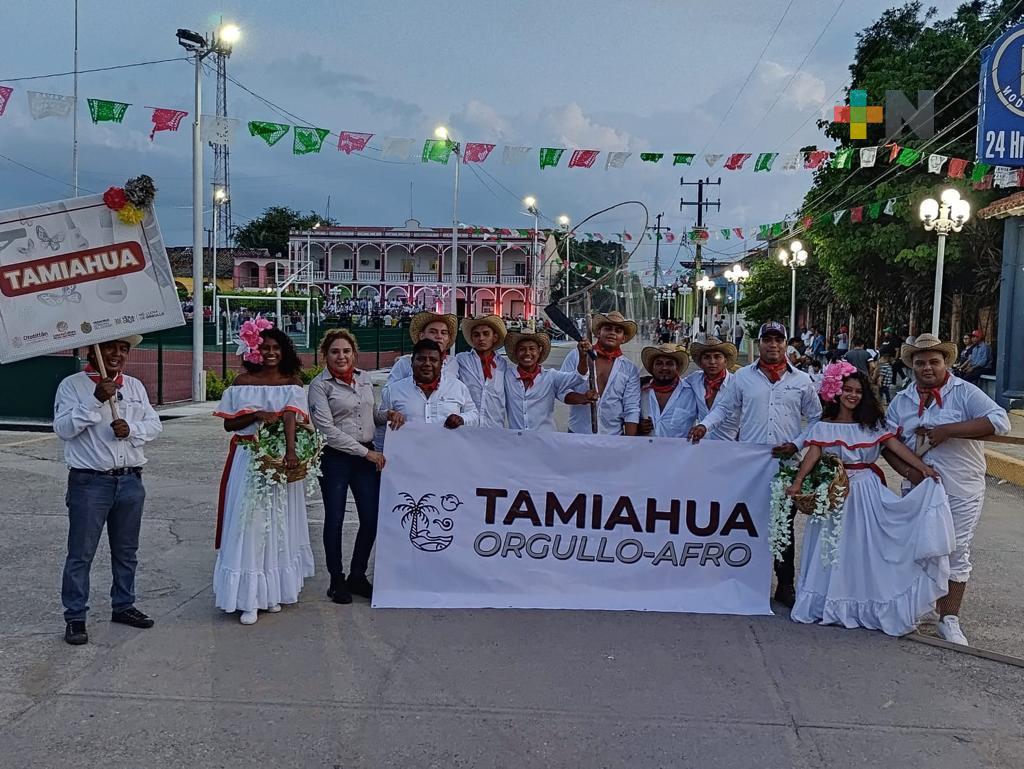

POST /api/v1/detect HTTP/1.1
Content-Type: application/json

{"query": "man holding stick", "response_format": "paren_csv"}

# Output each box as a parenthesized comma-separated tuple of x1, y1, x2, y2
(688, 321, 821, 607)
(504, 331, 593, 432)
(560, 311, 641, 435)
(53, 337, 162, 645)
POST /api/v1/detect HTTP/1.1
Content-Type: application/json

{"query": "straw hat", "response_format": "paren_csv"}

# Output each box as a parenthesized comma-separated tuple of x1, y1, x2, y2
(460, 314, 507, 347)
(689, 338, 738, 367)
(87, 335, 142, 350)
(504, 331, 552, 365)
(408, 312, 457, 349)
(591, 311, 638, 342)
(641, 344, 690, 375)
(900, 332, 958, 368)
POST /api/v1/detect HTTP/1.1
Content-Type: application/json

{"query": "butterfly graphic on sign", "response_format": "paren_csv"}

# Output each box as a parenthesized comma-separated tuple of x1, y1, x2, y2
(393, 492, 456, 552)
(38, 286, 83, 306)
(36, 225, 65, 251)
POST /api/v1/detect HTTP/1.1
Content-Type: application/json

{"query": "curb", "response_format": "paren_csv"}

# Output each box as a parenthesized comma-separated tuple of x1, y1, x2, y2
(986, 448, 1024, 488)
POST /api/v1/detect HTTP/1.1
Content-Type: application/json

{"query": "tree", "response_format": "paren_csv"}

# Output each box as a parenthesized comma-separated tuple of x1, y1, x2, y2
(234, 206, 337, 258)
(794, 1, 1022, 337)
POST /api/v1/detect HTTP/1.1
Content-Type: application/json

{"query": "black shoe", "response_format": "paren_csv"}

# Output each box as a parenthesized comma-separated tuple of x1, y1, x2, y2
(64, 620, 88, 645)
(774, 584, 797, 609)
(327, 573, 345, 599)
(331, 579, 353, 605)
(111, 607, 154, 629)
(347, 574, 373, 600)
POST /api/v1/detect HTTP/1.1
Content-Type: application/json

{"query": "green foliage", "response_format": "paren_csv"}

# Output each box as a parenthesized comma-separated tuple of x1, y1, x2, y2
(205, 369, 237, 400)
(739, 256, 796, 332)
(234, 206, 337, 258)
(795, 0, 1020, 332)
(299, 365, 323, 384)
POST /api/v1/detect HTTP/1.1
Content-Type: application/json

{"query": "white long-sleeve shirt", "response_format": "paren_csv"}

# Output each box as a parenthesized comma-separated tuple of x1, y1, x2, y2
(886, 374, 1010, 499)
(53, 372, 161, 470)
(683, 369, 740, 441)
(642, 381, 697, 438)
(455, 350, 507, 429)
(377, 375, 479, 428)
(699, 360, 821, 445)
(503, 366, 585, 432)
(560, 349, 641, 434)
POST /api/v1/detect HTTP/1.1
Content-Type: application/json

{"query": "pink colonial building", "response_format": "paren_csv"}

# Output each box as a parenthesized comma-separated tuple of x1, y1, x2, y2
(232, 219, 538, 318)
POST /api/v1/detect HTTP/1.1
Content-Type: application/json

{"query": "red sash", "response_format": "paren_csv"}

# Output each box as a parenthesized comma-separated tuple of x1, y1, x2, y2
(215, 434, 256, 550)
(843, 462, 887, 487)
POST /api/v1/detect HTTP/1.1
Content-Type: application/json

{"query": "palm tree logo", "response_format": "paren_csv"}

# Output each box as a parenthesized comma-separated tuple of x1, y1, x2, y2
(393, 492, 455, 552)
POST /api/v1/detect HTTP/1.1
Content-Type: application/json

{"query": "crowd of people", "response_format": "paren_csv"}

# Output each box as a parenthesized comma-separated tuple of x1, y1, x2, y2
(53, 309, 1010, 650)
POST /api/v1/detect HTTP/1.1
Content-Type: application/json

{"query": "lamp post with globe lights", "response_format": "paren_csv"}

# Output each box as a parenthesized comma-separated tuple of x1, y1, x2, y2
(920, 188, 971, 334)
(777, 240, 808, 338)
(523, 196, 540, 320)
(176, 22, 240, 401)
(696, 273, 715, 336)
(724, 263, 749, 338)
(558, 214, 572, 315)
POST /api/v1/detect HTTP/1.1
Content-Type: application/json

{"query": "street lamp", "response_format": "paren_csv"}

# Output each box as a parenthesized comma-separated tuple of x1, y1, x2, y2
(177, 21, 241, 402)
(558, 214, 571, 315)
(696, 273, 715, 336)
(211, 186, 228, 342)
(724, 262, 749, 340)
(920, 188, 970, 334)
(523, 196, 540, 320)
(435, 125, 461, 316)
(777, 240, 808, 338)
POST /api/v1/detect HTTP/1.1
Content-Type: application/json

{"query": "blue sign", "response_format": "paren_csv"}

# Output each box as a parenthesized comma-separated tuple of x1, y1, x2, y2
(978, 24, 1024, 166)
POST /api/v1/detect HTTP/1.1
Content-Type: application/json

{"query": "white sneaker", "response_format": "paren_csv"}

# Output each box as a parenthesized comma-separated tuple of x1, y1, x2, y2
(936, 615, 969, 646)
(239, 610, 258, 625)
(267, 604, 282, 613)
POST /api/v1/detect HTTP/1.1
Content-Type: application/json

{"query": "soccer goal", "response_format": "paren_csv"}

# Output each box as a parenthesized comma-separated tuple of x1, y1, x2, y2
(216, 294, 315, 350)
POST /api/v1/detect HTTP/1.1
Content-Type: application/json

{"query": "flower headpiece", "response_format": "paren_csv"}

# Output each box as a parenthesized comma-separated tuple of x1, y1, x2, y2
(239, 317, 274, 364)
(818, 360, 858, 401)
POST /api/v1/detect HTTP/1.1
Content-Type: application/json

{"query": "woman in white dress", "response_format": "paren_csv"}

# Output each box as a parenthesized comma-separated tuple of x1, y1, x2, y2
(788, 364, 955, 636)
(213, 324, 315, 624)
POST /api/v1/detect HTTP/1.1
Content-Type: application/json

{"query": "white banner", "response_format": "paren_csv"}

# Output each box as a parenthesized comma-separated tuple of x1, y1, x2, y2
(373, 422, 776, 615)
(0, 194, 184, 363)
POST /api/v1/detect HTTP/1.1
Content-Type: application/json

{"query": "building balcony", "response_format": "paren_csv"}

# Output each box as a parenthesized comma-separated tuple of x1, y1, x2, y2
(308, 270, 531, 286)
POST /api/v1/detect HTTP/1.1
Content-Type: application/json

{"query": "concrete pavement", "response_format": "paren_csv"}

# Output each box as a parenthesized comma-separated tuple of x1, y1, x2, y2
(1, 344, 1022, 768)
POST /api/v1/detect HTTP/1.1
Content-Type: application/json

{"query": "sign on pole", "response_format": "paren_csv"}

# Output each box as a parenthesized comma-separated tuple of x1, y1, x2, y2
(977, 23, 1024, 166)
(0, 194, 184, 363)
(374, 422, 775, 615)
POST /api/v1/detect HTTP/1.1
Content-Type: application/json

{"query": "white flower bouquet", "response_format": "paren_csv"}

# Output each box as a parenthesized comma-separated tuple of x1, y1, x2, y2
(251, 419, 324, 488)
(769, 455, 849, 566)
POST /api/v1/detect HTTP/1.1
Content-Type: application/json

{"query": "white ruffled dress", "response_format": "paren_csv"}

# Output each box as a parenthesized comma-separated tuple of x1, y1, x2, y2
(212, 385, 315, 613)
(791, 421, 955, 636)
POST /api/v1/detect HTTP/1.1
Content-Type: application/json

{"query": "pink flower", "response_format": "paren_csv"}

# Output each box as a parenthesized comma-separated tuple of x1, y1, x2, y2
(238, 316, 275, 364)
(243, 350, 263, 364)
(818, 360, 858, 401)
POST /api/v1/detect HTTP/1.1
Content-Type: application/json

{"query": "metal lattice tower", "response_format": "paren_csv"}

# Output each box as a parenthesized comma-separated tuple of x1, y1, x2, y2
(212, 50, 232, 247)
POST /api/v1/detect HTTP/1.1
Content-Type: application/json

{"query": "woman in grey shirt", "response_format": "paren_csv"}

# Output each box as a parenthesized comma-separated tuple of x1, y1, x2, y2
(308, 329, 395, 604)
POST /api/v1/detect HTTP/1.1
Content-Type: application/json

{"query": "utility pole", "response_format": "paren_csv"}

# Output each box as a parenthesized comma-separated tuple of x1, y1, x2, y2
(680, 177, 721, 331)
(647, 213, 671, 292)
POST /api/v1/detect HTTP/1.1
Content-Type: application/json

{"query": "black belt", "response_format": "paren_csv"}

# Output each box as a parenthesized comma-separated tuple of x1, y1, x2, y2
(324, 443, 374, 455)
(70, 467, 142, 477)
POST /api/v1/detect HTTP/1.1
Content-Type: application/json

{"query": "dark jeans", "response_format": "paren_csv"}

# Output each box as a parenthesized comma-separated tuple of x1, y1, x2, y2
(774, 511, 796, 587)
(61, 470, 146, 622)
(318, 448, 380, 579)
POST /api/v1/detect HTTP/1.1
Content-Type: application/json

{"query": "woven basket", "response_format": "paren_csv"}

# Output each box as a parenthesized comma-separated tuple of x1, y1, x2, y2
(255, 423, 319, 483)
(791, 454, 849, 515)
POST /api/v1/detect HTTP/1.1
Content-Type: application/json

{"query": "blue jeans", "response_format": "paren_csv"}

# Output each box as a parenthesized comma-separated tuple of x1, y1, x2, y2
(61, 470, 146, 622)
(318, 448, 380, 579)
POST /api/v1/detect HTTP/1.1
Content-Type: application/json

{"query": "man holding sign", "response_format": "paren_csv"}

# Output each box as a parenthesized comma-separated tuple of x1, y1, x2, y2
(53, 337, 161, 645)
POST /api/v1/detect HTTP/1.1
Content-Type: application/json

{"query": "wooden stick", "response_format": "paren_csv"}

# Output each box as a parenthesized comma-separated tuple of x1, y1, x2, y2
(91, 343, 120, 421)
(583, 293, 598, 433)
(983, 434, 1024, 446)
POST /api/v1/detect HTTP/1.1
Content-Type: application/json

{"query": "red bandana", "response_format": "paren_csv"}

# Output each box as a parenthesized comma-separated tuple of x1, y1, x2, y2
(478, 350, 496, 380)
(417, 378, 441, 397)
(651, 378, 679, 394)
(595, 345, 622, 361)
(703, 369, 727, 407)
(329, 365, 355, 385)
(916, 372, 950, 416)
(84, 363, 123, 387)
(759, 359, 788, 384)
(517, 366, 541, 390)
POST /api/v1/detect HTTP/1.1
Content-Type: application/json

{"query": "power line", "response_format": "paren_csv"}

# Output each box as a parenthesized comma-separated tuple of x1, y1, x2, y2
(0, 57, 188, 83)
(0, 151, 95, 193)
(698, 0, 797, 155)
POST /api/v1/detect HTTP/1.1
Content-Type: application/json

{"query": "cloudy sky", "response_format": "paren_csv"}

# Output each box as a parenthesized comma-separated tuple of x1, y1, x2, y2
(1, 0, 964, 276)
